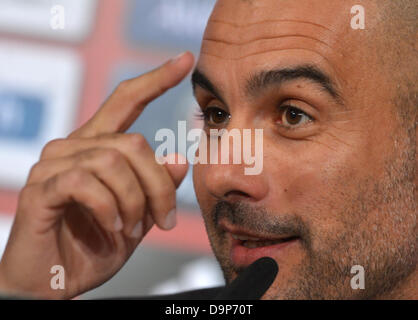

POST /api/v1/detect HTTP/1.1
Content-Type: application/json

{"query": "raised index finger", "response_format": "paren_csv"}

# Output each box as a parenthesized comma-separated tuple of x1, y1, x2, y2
(70, 51, 194, 138)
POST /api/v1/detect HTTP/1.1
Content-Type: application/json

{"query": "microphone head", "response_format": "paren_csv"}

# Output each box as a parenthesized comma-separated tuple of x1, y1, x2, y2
(214, 257, 278, 300)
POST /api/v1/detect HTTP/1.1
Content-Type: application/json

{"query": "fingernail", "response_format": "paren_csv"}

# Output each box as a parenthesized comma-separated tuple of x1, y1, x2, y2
(130, 221, 143, 238)
(114, 215, 123, 232)
(170, 52, 187, 64)
(164, 208, 177, 230)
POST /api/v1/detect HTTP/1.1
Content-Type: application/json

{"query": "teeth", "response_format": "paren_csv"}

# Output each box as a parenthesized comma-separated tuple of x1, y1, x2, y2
(242, 239, 284, 249)
(231, 234, 261, 241)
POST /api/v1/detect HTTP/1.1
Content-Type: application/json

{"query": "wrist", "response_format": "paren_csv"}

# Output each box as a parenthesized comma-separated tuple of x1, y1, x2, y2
(0, 262, 67, 300)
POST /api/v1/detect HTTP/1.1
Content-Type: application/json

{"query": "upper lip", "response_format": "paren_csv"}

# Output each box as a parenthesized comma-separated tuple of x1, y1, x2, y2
(219, 220, 297, 241)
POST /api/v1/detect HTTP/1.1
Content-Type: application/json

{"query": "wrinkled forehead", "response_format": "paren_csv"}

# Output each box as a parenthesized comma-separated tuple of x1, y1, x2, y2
(196, 0, 378, 101)
(201, 0, 363, 59)
(208, 0, 351, 28)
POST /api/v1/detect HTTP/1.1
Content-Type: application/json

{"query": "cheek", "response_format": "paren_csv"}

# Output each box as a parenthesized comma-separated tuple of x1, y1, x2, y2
(264, 142, 358, 235)
(264, 150, 328, 210)
(192, 163, 211, 213)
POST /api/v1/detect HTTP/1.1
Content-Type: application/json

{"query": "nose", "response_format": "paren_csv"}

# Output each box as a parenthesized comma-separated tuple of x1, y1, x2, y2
(202, 161, 268, 203)
(193, 116, 269, 204)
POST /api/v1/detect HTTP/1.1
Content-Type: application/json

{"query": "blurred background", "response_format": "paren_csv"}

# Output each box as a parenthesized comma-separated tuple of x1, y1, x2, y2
(0, 0, 225, 298)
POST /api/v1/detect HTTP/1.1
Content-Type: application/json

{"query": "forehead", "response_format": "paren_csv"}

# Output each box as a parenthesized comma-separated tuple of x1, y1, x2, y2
(196, 0, 371, 97)
(208, 0, 351, 27)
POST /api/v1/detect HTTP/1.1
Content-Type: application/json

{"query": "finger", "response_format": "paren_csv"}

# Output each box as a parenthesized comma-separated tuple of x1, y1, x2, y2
(40, 168, 122, 233)
(160, 153, 189, 188)
(40, 136, 189, 187)
(39, 134, 182, 230)
(28, 148, 147, 238)
(161, 153, 189, 187)
(69, 51, 194, 138)
(40, 139, 189, 188)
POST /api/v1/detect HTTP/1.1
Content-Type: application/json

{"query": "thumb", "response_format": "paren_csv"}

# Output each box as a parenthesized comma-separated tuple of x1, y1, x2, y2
(160, 153, 189, 188)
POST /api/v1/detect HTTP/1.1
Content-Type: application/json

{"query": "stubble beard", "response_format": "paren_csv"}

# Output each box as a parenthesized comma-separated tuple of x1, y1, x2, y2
(201, 123, 416, 299)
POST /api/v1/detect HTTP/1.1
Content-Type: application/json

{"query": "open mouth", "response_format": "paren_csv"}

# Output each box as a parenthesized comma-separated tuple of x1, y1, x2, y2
(231, 234, 300, 249)
(220, 221, 301, 267)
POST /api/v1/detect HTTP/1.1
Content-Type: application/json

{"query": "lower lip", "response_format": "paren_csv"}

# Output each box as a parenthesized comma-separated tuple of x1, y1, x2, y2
(230, 237, 299, 268)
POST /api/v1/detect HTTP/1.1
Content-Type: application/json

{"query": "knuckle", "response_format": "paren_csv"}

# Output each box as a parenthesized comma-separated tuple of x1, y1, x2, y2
(126, 133, 148, 152)
(18, 185, 39, 210)
(64, 168, 88, 188)
(19, 184, 36, 202)
(41, 138, 64, 159)
(99, 148, 124, 168)
(91, 199, 114, 215)
(27, 162, 43, 182)
(116, 80, 131, 95)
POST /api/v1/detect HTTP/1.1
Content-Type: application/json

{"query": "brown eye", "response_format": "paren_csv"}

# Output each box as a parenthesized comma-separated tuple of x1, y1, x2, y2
(280, 106, 312, 127)
(203, 106, 230, 126)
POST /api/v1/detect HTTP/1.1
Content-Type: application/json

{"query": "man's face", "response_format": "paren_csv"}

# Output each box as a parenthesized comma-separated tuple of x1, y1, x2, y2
(192, 0, 416, 299)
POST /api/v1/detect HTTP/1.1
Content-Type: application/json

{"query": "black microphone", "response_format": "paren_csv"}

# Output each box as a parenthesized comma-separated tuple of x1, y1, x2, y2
(214, 257, 278, 300)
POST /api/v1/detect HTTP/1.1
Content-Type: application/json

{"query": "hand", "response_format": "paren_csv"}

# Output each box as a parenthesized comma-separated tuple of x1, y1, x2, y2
(0, 52, 194, 299)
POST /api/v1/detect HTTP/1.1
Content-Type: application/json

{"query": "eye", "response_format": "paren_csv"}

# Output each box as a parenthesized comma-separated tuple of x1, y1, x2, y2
(196, 106, 231, 127)
(278, 105, 313, 128)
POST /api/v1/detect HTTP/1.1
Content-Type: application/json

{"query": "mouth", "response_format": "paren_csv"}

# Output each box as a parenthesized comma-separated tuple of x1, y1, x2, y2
(220, 222, 300, 268)
(231, 233, 300, 249)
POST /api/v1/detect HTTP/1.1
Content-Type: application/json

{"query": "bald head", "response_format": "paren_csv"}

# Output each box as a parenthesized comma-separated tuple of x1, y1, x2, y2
(379, 0, 417, 41)
(376, 0, 417, 126)
(195, 0, 417, 299)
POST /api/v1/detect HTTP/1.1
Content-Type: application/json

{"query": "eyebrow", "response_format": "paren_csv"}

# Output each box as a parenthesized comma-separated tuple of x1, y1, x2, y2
(191, 64, 344, 106)
(191, 68, 227, 105)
